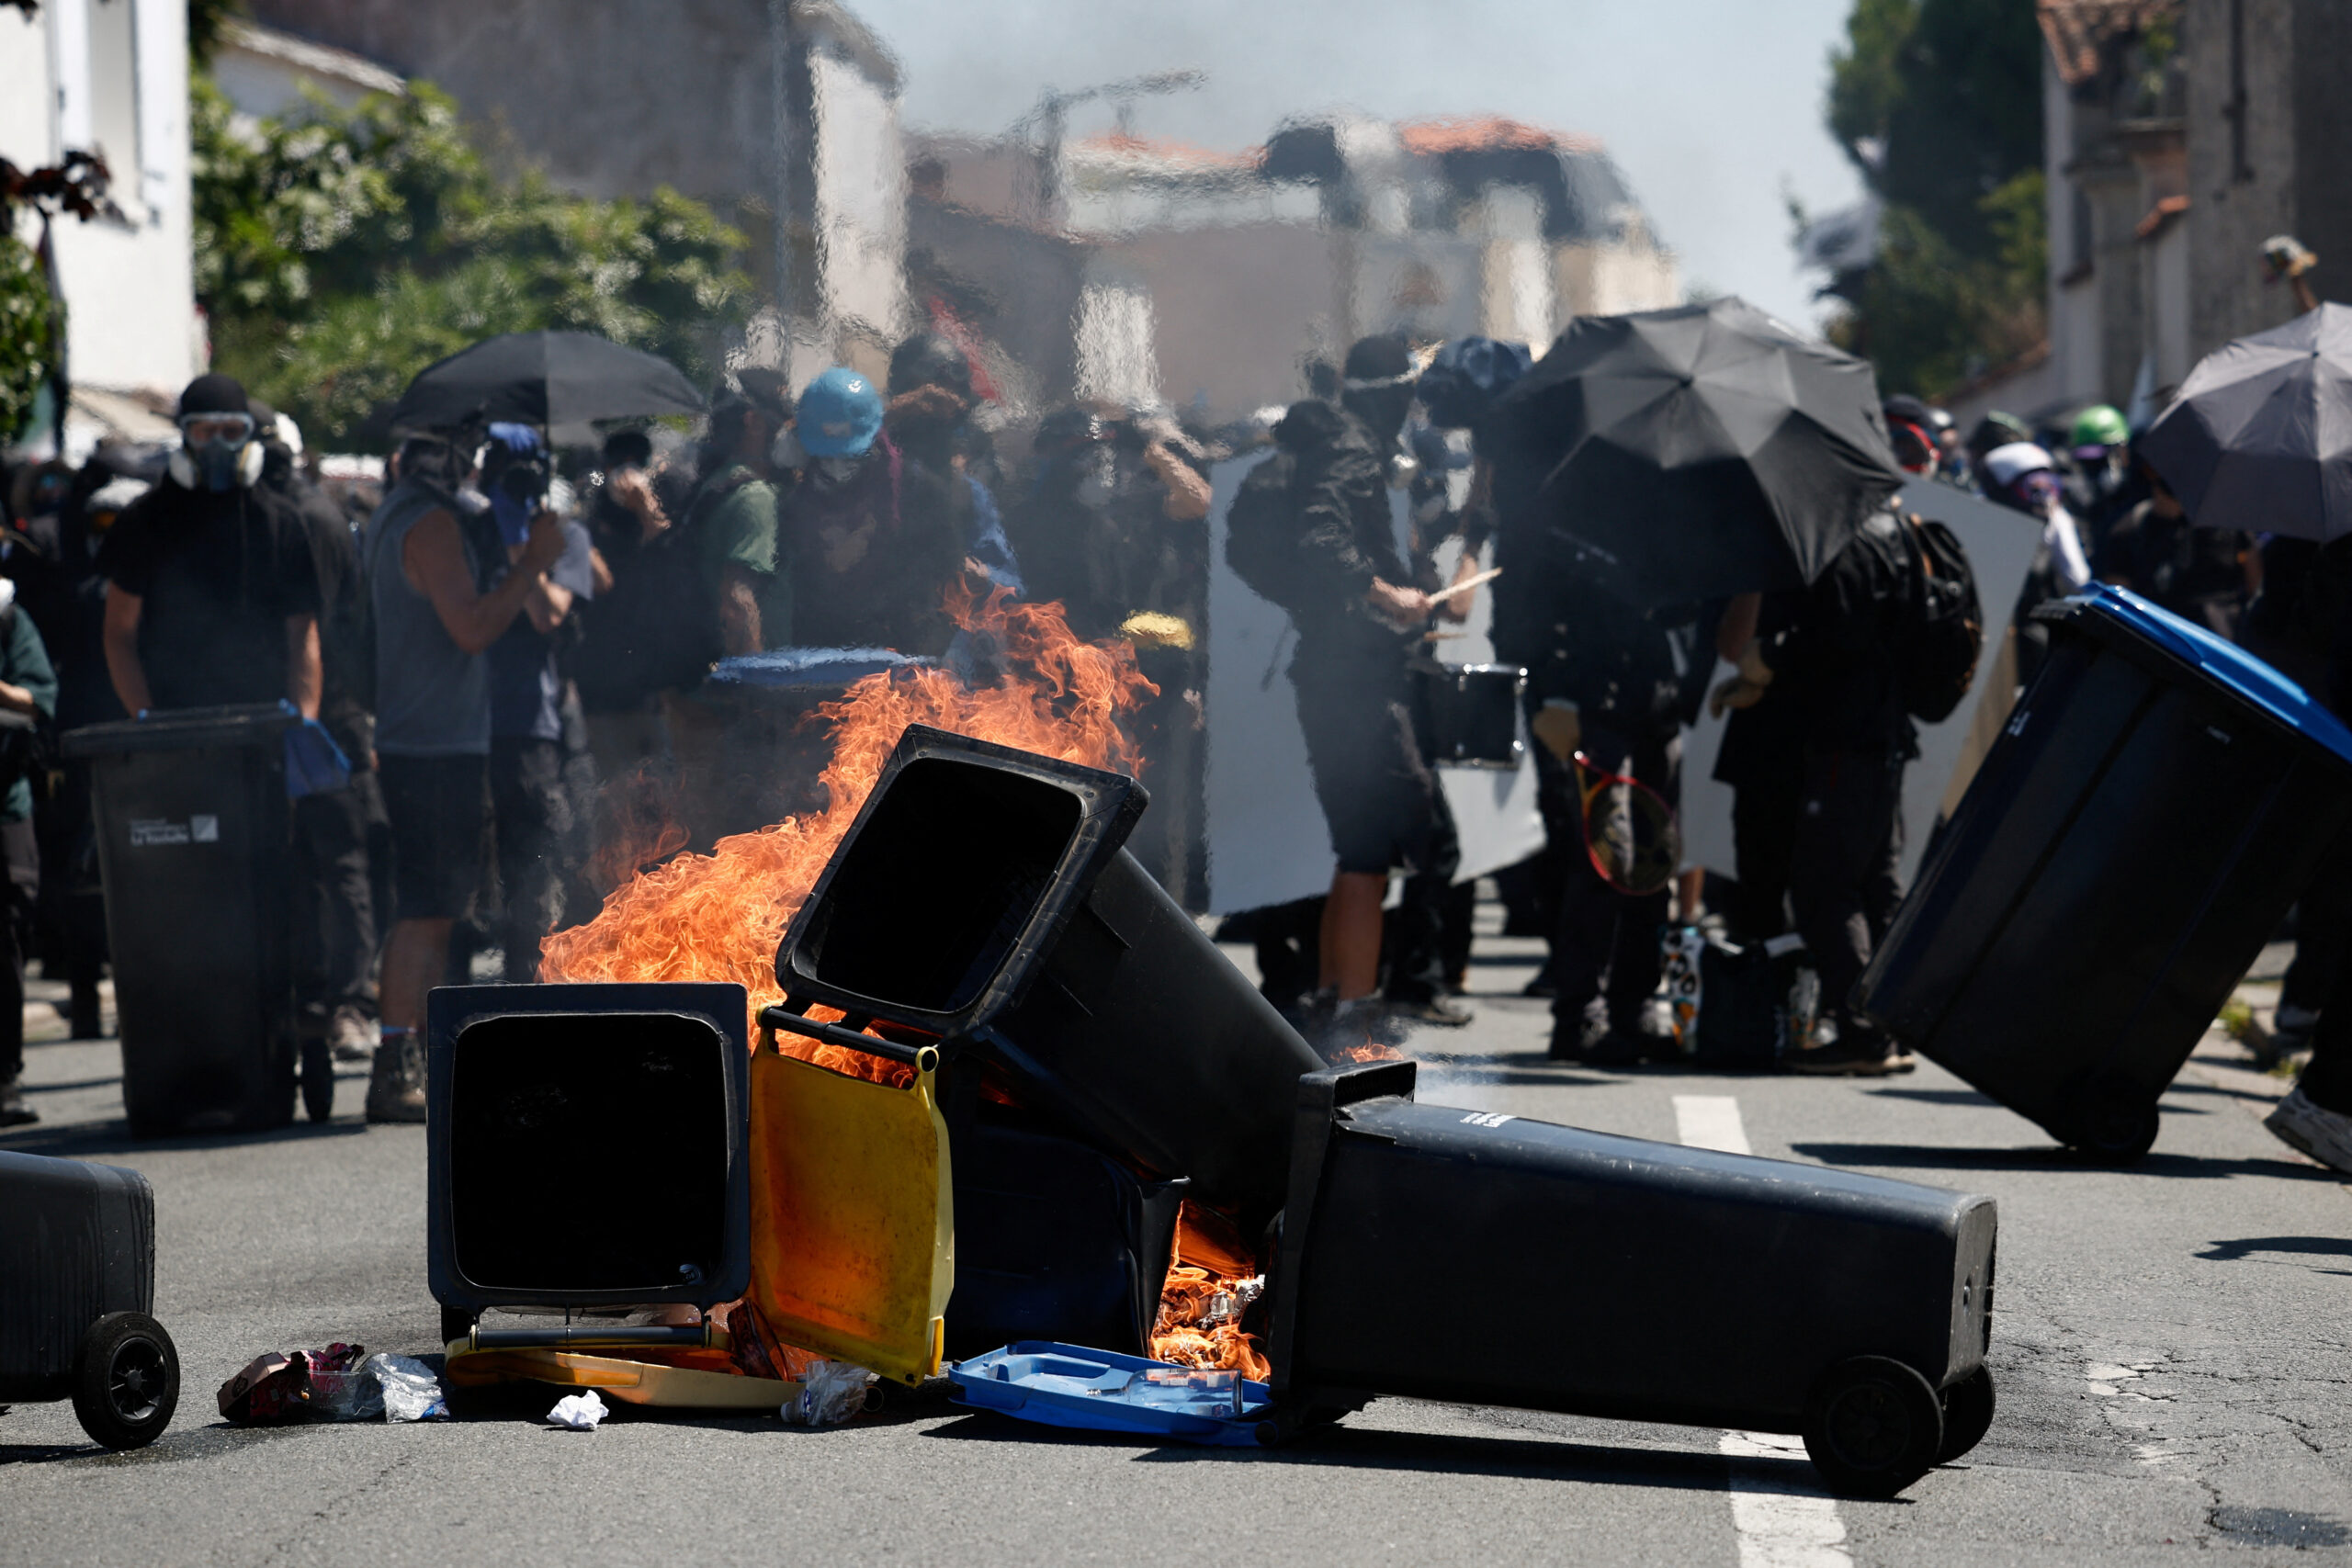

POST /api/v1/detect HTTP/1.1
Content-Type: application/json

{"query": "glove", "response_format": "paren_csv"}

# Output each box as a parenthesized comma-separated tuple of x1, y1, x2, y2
(1531, 700, 1581, 762)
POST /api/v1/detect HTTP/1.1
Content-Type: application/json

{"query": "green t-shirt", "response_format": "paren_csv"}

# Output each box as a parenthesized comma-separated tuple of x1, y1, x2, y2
(695, 465, 794, 649)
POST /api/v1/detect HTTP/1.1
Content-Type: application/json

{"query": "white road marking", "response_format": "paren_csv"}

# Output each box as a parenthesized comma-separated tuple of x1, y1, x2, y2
(1674, 1094, 1752, 1155)
(1675, 1096, 1857, 1568)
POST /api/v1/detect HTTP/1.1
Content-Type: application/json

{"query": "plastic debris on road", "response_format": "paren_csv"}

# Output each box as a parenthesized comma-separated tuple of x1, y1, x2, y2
(546, 1390, 609, 1430)
(780, 1360, 875, 1426)
(220, 1343, 376, 1424)
(367, 1353, 449, 1422)
(949, 1343, 1272, 1447)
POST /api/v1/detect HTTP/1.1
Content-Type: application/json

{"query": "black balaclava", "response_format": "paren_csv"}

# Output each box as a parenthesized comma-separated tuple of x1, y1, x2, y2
(1340, 333, 1416, 444)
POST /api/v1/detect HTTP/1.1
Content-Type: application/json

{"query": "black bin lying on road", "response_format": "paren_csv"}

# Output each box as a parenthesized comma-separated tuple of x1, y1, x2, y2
(0, 1149, 179, 1449)
(1265, 1063, 1997, 1499)
(775, 725, 1325, 1215)
(426, 983, 751, 1346)
(1857, 584, 2352, 1159)
(63, 705, 308, 1135)
(944, 1106, 1186, 1362)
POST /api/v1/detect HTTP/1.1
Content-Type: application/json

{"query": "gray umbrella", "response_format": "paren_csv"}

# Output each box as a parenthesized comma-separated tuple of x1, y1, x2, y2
(2141, 304, 2352, 540)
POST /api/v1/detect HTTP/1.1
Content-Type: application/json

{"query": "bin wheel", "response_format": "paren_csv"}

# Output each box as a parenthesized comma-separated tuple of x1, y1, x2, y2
(72, 1312, 179, 1450)
(1937, 1366, 1995, 1463)
(1802, 1355, 1943, 1498)
(2075, 1094, 2159, 1164)
(300, 1038, 334, 1123)
(440, 1305, 477, 1348)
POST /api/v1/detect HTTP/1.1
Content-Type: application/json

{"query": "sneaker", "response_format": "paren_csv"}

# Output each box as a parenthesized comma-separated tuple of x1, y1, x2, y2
(365, 1034, 428, 1124)
(1385, 994, 1475, 1030)
(2257, 1004, 2321, 1068)
(1547, 1001, 1610, 1062)
(2265, 1086, 2352, 1175)
(1785, 1036, 1917, 1077)
(0, 1072, 37, 1128)
(1583, 1029, 1652, 1067)
(329, 1005, 378, 1064)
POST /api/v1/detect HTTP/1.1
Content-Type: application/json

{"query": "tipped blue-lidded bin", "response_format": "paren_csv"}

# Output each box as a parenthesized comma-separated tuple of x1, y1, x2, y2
(949, 1343, 1272, 1446)
(1858, 584, 2352, 1159)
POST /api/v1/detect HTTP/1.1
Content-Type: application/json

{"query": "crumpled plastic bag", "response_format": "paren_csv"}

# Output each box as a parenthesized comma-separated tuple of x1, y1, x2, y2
(365, 1353, 448, 1422)
(781, 1360, 875, 1427)
(220, 1343, 376, 1424)
(546, 1390, 608, 1431)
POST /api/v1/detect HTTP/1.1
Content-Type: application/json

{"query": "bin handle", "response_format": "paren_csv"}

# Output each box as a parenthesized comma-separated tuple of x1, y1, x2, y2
(760, 1005, 939, 1074)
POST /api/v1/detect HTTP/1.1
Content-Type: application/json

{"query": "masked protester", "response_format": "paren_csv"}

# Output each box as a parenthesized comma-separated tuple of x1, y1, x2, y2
(96, 374, 322, 719)
(886, 333, 1024, 596)
(1982, 442, 2090, 685)
(363, 425, 569, 1122)
(477, 424, 596, 985)
(783, 367, 966, 654)
(0, 570, 60, 1126)
(1255, 333, 1456, 1052)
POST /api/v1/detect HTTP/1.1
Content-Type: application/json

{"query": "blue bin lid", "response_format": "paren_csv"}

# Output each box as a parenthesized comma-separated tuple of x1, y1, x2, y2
(948, 1342, 1272, 1447)
(2066, 583, 2352, 765)
(703, 647, 922, 690)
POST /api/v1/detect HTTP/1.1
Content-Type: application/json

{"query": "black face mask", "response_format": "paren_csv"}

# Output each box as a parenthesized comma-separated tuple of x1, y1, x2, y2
(1344, 388, 1415, 445)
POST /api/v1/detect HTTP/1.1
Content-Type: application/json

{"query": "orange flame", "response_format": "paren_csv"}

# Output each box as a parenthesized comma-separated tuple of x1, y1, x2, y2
(1150, 1201, 1272, 1381)
(539, 586, 1156, 1070)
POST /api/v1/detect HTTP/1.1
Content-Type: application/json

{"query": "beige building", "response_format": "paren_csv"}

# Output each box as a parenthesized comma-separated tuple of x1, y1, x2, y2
(910, 113, 1680, 424)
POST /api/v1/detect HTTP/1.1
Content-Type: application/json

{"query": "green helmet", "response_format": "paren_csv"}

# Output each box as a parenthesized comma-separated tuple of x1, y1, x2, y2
(2071, 404, 2129, 449)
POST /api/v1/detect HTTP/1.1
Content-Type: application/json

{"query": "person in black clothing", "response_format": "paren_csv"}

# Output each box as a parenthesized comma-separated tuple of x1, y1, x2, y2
(572, 430, 680, 783)
(254, 410, 385, 1064)
(1710, 588, 1809, 942)
(1714, 509, 1921, 1075)
(1276, 333, 1442, 1050)
(96, 374, 322, 719)
(2098, 467, 2252, 638)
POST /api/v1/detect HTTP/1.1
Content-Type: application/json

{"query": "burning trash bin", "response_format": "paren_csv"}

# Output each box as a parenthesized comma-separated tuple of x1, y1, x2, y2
(771, 725, 1325, 1216)
(1262, 1062, 1997, 1498)
(64, 704, 309, 1134)
(0, 1149, 180, 1449)
(1857, 585, 2352, 1159)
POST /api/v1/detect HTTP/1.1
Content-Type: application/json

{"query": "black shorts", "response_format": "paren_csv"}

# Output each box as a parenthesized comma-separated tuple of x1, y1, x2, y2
(379, 752, 489, 922)
(1291, 657, 1440, 876)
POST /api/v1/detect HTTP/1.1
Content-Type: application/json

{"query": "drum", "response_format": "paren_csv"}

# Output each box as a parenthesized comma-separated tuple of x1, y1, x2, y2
(1414, 662, 1527, 769)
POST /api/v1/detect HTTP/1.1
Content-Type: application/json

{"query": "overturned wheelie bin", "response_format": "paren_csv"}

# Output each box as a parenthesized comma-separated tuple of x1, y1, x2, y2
(772, 725, 1325, 1217)
(0, 1149, 180, 1449)
(1858, 584, 2352, 1159)
(1265, 1063, 1997, 1498)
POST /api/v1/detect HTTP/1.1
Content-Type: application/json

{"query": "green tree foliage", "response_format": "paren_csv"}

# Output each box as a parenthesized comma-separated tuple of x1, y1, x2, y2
(1821, 0, 2048, 395)
(194, 76, 751, 447)
(0, 234, 58, 442)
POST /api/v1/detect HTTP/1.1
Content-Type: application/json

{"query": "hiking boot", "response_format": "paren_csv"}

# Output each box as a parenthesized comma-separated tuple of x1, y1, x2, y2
(365, 1034, 428, 1124)
(1785, 1035, 1917, 1077)
(329, 1005, 378, 1064)
(2265, 1086, 2352, 1175)
(0, 1071, 37, 1127)
(1385, 994, 1475, 1030)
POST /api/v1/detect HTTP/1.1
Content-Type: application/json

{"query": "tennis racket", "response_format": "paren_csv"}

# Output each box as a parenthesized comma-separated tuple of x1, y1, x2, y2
(1572, 750, 1681, 897)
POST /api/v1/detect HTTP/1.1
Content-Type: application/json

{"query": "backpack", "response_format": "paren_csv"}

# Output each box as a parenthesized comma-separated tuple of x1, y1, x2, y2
(1223, 450, 1310, 614)
(1896, 513, 1983, 723)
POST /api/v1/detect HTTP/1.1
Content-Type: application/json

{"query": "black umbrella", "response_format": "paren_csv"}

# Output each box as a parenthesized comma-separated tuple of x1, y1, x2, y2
(1489, 297, 1905, 605)
(389, 331, 705, 443)
(2140, 304, 2352, 540)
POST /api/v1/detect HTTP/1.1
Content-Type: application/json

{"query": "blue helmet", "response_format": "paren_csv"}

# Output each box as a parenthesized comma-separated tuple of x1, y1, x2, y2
(796, 367, 885, 458)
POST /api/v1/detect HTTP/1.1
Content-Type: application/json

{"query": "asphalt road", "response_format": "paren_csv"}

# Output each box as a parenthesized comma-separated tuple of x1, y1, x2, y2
(6, 931, 2352, 1567)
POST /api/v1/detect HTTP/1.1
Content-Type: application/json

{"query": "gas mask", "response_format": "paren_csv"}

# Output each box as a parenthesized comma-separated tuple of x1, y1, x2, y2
(1073, 447, 1117, 510)
(169, 412, 263, 492)
(808, 454, 866, 492)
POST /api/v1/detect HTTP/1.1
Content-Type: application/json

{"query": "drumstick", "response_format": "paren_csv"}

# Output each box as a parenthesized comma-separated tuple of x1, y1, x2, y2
(1428, 567, 1502, 606)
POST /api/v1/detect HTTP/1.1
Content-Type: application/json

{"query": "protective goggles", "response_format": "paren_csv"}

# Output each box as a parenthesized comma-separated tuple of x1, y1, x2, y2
(179, 412, 256, 447)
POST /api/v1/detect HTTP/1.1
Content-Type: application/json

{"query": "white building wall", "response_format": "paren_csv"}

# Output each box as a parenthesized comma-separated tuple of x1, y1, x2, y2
(809, 50, 905, 347)
(1, 0, 198, 400)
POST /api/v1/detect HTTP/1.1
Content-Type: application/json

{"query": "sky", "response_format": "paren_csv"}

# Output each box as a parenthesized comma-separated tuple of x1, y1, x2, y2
(855, 0, 1868, 331)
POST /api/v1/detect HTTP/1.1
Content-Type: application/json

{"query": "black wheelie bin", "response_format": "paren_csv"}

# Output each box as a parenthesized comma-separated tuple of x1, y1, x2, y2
(1856, 584, 2352, 1159)
(0, 1149, 180, 1448)
(1263, 1063, 1997, 1498)
(773, 725, 1325, 1216)
(64, 705, 313, 1135)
